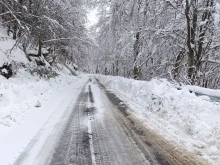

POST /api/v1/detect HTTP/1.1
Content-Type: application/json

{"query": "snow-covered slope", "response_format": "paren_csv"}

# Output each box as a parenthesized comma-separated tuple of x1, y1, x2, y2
(0, 23, 71, 128)
(0, 23, 87, 164)
(0, 70, 75, 128)
(97, 75, 220, 164)
(0, 73, 88, 165)
(0, 25, 28, 66)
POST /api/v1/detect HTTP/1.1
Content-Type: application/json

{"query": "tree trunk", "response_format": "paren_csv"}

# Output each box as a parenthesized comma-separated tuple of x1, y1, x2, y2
(112, 63, 115, 76)
(133, 32, 141, 79)
(38, 37, 42, 56)
(133, 0, 142, 80)
(13, 24, 17, 40)
(105, 67, 107, 75)
(173, 50, 184, 80)
(29, 0, 33, 13)
(196, 0, 213, 70)
(1, 4, 5, 20)
(185, 0, 195, 82)
(116, 59, 119, 76)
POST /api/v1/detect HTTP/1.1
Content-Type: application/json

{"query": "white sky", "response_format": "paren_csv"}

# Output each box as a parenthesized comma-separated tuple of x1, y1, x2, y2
(86, 8, 99, 28)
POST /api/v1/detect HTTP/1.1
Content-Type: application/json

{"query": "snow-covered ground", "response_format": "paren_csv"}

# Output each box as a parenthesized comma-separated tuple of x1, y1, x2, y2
(187, 85, 220, 100)
(0, 22, 90, 165)
(97, 75, 220, 164)
(0, 72, 88, 165)
(1, 20, 219, 164)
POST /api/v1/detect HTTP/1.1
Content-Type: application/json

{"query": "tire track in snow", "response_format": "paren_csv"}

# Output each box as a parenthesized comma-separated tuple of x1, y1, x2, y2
(13, 81, 89, 165)
(48, 87, 92, 165)
(87, 85, 96, 165)
(89, 80, 149, 165)
(14, 76, 207, 165)
(96, 78, 208, 165)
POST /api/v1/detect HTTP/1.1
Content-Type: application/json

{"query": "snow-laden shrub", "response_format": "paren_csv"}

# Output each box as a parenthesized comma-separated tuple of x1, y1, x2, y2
(28, 66, 58, 79)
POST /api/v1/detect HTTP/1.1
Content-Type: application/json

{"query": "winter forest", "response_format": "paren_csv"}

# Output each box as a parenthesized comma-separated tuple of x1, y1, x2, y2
(92, 0, 220, 89)
(1, 1, 220, 164)
(1, 0, 220, 89)
(0, 0, 92, 77)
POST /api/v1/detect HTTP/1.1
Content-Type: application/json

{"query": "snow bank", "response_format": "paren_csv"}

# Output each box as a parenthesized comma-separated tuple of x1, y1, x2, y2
(0, 70, 76, 128)
(0, 70, 88, 164)
(0, 21, 78, 129)
(186, 85, 220, 99)
(0, 19, 88, 164)
(97, 75, 220, 164)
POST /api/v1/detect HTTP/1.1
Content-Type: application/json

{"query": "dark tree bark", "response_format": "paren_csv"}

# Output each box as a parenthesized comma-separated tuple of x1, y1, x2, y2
(173, 50, 184, 80)
(185, 0, 195, 82)
(13, 24, 17, 40)
(133, 0, 142, 80)
(133, 32, 141, 79)
(29, 0, 33, 13)
(185, 0, 214, 84)
(116, 58, 119, 76)
(196, 0, 213, 70)
(112, 63, 115, 76)
(38, 37, 42, 56)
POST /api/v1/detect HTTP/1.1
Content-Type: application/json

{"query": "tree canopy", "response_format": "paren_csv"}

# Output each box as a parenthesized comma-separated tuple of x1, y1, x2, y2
(93, 0, 220, 88)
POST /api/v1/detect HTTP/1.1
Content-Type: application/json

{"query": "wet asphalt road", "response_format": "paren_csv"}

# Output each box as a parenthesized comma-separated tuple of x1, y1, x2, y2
(14, 78, 207, 165)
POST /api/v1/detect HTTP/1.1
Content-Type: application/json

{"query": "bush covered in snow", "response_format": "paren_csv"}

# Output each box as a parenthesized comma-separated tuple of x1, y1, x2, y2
(28, 66, 58, 79)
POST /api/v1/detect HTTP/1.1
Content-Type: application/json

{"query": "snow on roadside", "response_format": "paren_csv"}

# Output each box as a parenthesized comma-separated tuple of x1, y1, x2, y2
(0, 70, 71, 128)
(97, 75, 220, 164)
(0, 70, 88, 165)
(186, 85, 220, 99)
(0, 19, 89, 165)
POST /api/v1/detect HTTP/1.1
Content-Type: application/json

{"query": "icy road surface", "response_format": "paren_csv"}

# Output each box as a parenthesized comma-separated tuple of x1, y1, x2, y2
(13, 77, 207, 165)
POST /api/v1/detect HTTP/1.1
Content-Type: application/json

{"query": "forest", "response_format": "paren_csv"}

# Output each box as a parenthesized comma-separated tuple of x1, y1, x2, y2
(92, 0, 220, 89)
(0, 1, 220, 164)
(1, 0, 220, 89)
(0, 0, 91, 77)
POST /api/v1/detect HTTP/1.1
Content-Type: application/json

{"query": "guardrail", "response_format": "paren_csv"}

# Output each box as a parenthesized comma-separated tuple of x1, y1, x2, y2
(176, 87, 220, 102)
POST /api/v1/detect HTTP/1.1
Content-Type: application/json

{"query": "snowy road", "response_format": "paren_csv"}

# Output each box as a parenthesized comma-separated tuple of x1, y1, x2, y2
(13, 77, 207, 165)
